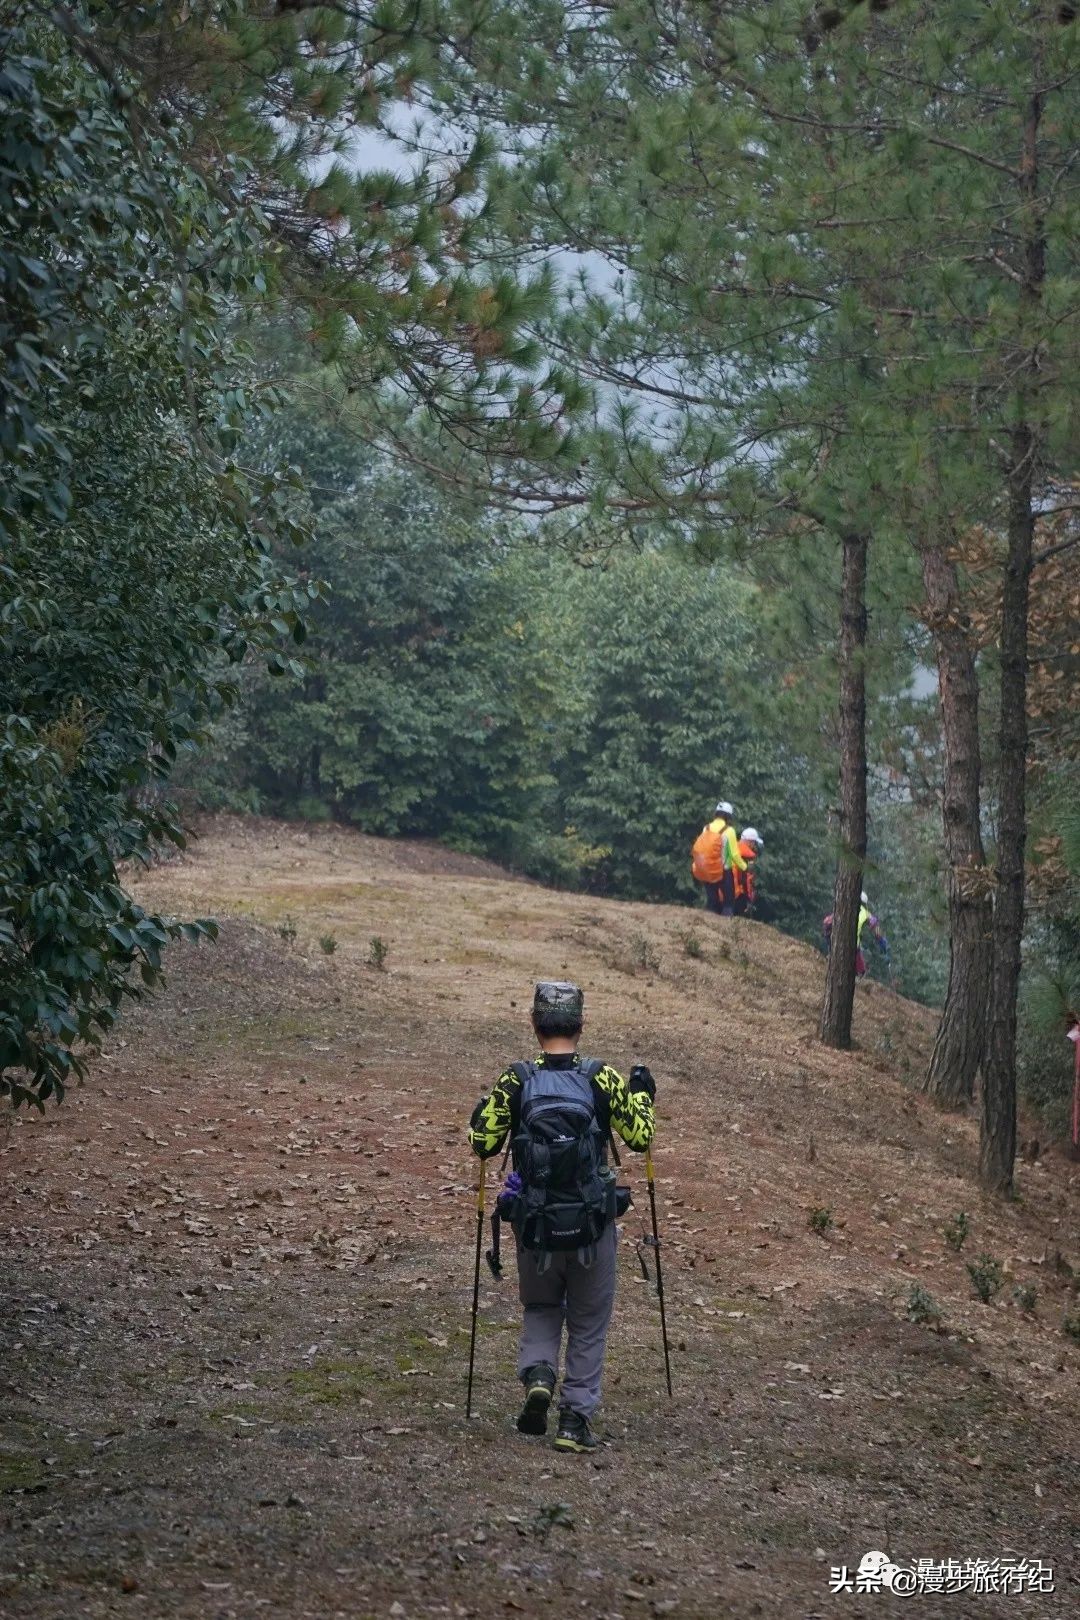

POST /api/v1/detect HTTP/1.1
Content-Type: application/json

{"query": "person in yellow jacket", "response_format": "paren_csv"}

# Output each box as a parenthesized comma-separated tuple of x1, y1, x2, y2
(468, 981, 656, 1452)
(822, 891, 891, 978)
(719, 820, 747, 916)
(691, 799, 746, 914)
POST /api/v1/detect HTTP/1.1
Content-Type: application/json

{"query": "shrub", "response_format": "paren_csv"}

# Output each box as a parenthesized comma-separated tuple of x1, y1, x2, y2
(907, 1284, 942, 1327)
(808, 1206, 833, 1235)
(319, 934, 337, 956)
(629, 933, 660, 973)
(967, 1254, 1004, 1304)
(942, 1211, 970, 1252)
(368, 936, 388, 971)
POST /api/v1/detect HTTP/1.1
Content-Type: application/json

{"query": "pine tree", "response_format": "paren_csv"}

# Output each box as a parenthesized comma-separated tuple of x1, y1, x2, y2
(408, 0, 1079, 1182)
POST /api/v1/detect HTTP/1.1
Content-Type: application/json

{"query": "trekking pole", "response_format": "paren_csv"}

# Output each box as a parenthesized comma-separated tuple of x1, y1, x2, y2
(644, 1147, 674, 1398)
(465, 1158, 485, 1419)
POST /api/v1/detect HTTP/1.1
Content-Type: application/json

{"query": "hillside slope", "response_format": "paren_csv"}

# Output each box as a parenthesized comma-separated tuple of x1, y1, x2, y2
(2, 816, 1078, 1619)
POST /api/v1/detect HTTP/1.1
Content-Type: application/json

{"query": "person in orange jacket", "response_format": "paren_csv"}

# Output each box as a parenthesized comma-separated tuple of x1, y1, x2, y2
(731, 828, 762, 916)
(693, 797, 735, 913)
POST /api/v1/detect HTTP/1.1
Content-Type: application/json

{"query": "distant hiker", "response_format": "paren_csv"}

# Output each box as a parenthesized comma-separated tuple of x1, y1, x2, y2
(823, 891, 890, 979)
(732, 828, 763, 917)
(691, 799, 745, 915)
(468, 981, 656, 1452)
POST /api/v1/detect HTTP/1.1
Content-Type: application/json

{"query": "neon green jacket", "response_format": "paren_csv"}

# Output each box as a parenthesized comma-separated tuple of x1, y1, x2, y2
(469, 1053, 655, 1158)
(722, 824, 747, 872)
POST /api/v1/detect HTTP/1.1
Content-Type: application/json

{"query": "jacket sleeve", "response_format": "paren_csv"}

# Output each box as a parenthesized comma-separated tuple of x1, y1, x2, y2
(594, 1065, 655, 1153)
(724, 826, 747, 872)
(468, 1067, 521, 1158)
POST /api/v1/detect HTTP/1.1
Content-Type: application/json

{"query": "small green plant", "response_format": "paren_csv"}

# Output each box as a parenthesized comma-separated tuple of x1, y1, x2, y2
(1012, 1283, 1037, 1314)
(808, 1205, 833, 1236)
(967, 1254, 1004, 1304)
(367, 936, 388, 971)
(1062, 1312, 1080, 1343)
(907, 1284, 943, 1327)
(277, 915, 297, 946)
(942, 1210, 970, 1252)
(319, 933, 338, 956)
(680, 929, 704, 960)
(531, 1502, 575, 1540)
(629, 932, 660, 973)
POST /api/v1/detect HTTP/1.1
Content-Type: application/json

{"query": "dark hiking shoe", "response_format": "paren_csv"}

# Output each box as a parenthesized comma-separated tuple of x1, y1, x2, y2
(516, 1363, 556, 1435)
(553, 1407, 598, 1453)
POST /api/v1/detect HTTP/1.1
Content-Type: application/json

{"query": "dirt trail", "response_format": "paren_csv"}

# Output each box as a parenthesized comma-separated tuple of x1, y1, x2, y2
(2, 816, 1078, 1620)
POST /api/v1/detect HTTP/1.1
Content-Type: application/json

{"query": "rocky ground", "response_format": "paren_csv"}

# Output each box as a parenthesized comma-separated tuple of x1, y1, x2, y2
(2, 817, 1078, 1619)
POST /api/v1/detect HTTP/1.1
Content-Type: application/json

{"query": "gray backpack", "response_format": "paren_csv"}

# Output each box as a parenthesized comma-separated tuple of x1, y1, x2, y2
(508, 1060, 615, 1254)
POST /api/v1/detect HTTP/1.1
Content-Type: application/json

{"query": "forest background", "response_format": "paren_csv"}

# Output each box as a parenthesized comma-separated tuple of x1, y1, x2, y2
(2, 0, 1078, 1171)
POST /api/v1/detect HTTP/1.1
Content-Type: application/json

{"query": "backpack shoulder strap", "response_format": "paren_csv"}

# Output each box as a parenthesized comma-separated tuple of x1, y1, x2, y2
(576, 1058, 604, 1082)
(507, 1060, 535, 1085)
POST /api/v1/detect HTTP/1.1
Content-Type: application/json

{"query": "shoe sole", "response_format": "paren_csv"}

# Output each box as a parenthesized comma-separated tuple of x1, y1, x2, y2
(552, 1434, 595, 1453)
(516, 1386, 552, 1436)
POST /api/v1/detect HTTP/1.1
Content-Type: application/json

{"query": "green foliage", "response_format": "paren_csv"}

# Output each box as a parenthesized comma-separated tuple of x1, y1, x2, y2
(808, 1206, 834, 1236)
(319, 934, 338, 957)
(1012, 1284, 1037, 1314)
(531, 1502, 575, 1539)
(188, 393, 842, 941)
(942, 1211, 971, 1253)
(907, 1285, 942, 1328)
(0, 16, 313, 1107)
(406, 0, 1079, 1129)
(94, 2, 583, 468)
(1063, 1312, 1080, 1344)
(368, 936, 389, 972)
(561, 553, 832, 930)
(967, 1255, 1004, 1305)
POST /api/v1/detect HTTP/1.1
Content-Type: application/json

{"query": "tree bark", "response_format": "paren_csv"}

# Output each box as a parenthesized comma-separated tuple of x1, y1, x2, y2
(821, 528, 868, 1050)
(981, 432, 1034, 1192)
(920, 542, 991, 1106)
(980, 88, 1044, 1195)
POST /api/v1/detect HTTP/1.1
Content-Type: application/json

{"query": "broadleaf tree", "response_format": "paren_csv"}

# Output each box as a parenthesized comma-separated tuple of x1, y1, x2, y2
(0, 13, 315, 1107)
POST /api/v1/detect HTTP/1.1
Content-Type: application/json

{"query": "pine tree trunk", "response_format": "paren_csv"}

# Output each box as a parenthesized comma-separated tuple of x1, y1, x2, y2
(920, 542, 991, 1106)
(981, 435, 1034, 1191)
(820, 529, 868, 1050)
(980, 88, 1044, 1195)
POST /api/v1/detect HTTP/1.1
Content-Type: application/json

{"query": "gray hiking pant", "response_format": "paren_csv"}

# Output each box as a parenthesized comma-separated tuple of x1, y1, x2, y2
(515, 1223, 618, 1417)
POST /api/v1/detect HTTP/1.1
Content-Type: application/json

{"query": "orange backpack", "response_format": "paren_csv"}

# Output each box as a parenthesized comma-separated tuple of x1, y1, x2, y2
(691, 823, 725, 884)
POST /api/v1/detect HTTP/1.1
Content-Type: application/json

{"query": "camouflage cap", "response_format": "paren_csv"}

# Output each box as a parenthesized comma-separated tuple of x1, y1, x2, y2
(532, 980, 584, 1019)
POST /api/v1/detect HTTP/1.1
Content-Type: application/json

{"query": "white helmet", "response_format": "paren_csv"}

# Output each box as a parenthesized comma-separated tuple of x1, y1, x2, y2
(741, 827, 763, 848)
(861, 891, 869, 906)
(714, 800, 734, 816)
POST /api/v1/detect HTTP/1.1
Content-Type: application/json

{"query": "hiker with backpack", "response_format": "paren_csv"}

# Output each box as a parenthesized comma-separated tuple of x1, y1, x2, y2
(732, 827, 763, 916)
(690, 799, 746, 915)
(823, 891, 891, 979)
(468, 980, 656, 1452)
